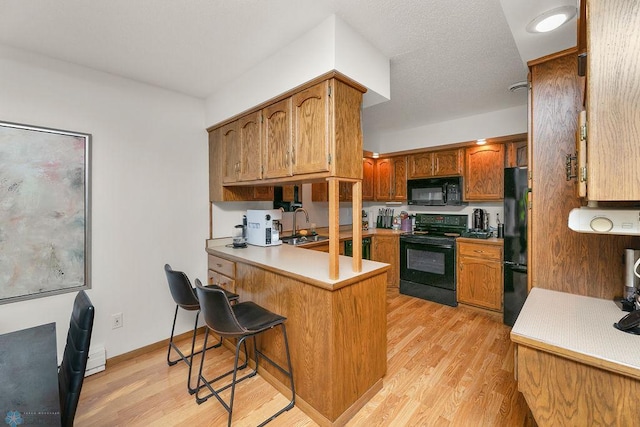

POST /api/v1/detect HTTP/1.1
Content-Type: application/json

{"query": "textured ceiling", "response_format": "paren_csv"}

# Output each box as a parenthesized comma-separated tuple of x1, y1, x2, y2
(0, 0, 576, 137)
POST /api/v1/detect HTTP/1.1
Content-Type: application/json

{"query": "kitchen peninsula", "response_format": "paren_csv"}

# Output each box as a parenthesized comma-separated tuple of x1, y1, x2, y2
(205, 239, 389, 426)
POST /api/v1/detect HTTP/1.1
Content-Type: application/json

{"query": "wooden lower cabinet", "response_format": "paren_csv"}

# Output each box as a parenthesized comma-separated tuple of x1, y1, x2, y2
(207, 254, 236, 293)
(372, 234, 399, 287)
(456, 239, 503, 311)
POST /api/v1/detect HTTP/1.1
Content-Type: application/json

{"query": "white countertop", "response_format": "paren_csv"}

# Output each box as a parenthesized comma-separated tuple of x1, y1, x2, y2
(206, 238, 389, 289)
(511, 287, 640, 378)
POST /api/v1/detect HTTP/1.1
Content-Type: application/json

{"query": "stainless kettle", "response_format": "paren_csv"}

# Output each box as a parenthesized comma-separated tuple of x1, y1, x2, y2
(473, 209, 487, 230)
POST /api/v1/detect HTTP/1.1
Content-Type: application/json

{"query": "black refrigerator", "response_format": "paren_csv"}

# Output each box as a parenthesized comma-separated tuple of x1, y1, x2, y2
(503, 167, 528, 326)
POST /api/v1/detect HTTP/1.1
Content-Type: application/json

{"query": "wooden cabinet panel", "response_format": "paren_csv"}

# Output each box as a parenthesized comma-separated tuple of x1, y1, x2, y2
(252, 186, 274, 201)
(292, 81, 330, 175)
(372, 234, 399, 287)
(238, 111, 262, 181)
(221, 122, 240, 183)
(312, 181, 354, 202)
(362, 158, 375, 201)
(433, 149, 463, 176)
(375, 156, 407, 201)
(529, 50, 640, 299)
(408, 152, 433, 178)
(457, 241, 503, 311)
(263, 98, 293, 179)
(207, 270, 236, 294)
(374, 158, 392, 201)
(505, 140, 528, 168)
(584, 0, 640, 201)
(464, 144, 504, 200)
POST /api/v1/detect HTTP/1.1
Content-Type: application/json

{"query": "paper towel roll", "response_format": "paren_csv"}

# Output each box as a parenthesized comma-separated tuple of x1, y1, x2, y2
(624, 249, 640, 299)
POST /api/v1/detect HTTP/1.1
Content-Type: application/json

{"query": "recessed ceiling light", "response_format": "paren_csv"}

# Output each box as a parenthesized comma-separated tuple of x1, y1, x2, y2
(476, 139, 487, 145)
(526, 6, 577, 33)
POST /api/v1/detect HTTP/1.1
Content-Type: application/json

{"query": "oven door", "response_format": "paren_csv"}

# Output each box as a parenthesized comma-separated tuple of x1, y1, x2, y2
(400, 237, 456, 290)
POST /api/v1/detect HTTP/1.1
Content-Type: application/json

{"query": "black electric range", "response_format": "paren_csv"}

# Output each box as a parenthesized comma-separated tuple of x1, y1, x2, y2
(399, 214, 468, 306)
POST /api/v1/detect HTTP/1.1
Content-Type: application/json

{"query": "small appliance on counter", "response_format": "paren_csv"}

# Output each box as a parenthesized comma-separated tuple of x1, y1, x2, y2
(619, 249, 640, 312)
(245, 209, 283, 247)
(461, 208, 492, 238)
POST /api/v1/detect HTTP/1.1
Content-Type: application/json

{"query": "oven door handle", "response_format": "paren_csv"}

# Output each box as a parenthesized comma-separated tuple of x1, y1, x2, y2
(401, 238, 454, 249)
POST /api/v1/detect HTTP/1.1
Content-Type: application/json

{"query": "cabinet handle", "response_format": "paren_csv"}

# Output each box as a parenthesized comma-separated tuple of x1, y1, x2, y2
(473, 250, 484, 253)
(292, 146, 296, 165)
(565, 153, 577, 181)
(216, 263, 223, 268)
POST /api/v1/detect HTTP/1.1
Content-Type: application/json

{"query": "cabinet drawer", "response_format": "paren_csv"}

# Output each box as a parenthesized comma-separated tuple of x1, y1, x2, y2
(458, 242, 502, 261)
(208, 255, 235, 278)
(207, 270, 236, 294)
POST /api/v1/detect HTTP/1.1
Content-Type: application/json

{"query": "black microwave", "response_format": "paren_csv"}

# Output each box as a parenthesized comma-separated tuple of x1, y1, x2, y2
(407, 177, 464, 206)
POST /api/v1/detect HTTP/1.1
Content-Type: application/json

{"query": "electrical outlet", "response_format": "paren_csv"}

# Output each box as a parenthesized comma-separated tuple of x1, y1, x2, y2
(112, 312, 123, 329)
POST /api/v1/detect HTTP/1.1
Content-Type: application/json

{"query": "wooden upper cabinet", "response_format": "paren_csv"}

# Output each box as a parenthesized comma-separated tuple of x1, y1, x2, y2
(408, 149, 462, 178)
(584, 0, 640, 201)
(408, 152, 432, 178)
(238, 111, 262, 181)
(505, 140, 528, 168)
(221, 121, 240, 183)
(464, 144, 504, 201)
(375, 156, 407, 201)
(433, 149, 463, 176)
(292, 81, 330, 175)
(362, 158, 375, 201)
(263, 98, 293, 179)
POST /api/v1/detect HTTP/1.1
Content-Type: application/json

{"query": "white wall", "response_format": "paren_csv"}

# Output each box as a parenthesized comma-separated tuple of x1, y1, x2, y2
(205, 14, 390, 128)
(364, 104, 528, 153)
(0, 45, 209, 360)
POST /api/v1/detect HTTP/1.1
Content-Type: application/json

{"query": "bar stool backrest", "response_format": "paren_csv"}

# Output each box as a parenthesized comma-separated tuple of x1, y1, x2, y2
(195, 279, 246, 337)
(164, 264, 199, 310)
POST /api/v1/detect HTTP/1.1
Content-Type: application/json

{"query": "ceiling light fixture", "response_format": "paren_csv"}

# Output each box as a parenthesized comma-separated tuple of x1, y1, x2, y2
(526, 5, 577, 33)
(372, 152, 379, 158)
(476, 139, 487, 145)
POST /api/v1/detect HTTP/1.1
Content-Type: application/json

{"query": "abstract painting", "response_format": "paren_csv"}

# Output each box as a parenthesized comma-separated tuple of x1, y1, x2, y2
(0, 121, 91, 304)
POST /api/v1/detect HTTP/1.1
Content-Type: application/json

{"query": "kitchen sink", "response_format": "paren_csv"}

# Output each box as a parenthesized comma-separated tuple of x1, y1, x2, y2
(281, 234, 329, 245)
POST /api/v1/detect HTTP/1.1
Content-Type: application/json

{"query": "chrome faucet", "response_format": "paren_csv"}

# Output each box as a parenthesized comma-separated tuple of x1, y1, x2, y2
(292, 207, 309, 236)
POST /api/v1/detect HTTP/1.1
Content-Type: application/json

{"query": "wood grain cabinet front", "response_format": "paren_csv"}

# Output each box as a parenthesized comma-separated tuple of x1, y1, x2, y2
(372, 234, 400, 287)
(408, 148, 462, 179)
(374, 156, 407, 202)
(207, 254, 236, 293)
(464, 144, 505, 201)
(456, 240, 503, 311)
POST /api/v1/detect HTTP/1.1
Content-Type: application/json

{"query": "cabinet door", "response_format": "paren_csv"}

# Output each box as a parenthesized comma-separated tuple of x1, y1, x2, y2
(585, 0, 640, 201)
(292, 81, 330, 175)
(238, 111, 262, 181)
(312, 182, 352, 201)
(263, 98, 293, 179)
(464, 144, 505, 200)
(374, 158, 392, 200)
(207, 270, 236, 294)
(372, 234, 399, 287)
(392, 156, 407, 201)
(433, 149, 463, 176)
(457, 256, 502, 311)
(505, 140, 528, 168)
(408, 152, 433, 178)
(221, 121, 240, 183)
(362, 158, 375, 201)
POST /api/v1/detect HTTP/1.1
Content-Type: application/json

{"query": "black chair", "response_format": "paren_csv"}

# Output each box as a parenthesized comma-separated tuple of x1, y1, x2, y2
(58, 290, 95, 427)
(164, 264, 239, 394)
(194, 278, 295, 427)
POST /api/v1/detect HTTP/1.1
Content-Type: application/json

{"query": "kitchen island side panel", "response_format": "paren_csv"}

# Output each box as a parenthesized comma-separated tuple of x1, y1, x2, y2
(234, 261, 387, 424)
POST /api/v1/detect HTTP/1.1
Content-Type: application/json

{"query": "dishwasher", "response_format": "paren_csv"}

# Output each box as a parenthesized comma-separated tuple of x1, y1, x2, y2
(344, 237, 372, 260)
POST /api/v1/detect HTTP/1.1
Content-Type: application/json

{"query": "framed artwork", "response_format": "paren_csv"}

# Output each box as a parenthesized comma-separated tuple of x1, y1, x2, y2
(0, 121, 91, 304)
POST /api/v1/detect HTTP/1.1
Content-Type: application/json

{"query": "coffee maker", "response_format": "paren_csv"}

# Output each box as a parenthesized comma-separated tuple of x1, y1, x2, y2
(472, 208, 488, 231)
(245, 209, 283, 247)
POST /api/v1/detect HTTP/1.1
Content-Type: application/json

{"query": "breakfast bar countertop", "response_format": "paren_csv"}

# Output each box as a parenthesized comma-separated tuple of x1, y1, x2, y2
(206, 238, 389, 290)
(511, 287, 640, 380)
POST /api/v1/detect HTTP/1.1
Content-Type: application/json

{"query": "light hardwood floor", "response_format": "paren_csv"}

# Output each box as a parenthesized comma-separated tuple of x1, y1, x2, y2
(76, 288, 529, 426)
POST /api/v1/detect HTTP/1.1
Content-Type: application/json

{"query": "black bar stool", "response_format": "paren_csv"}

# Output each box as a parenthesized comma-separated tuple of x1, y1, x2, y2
(164, 264, 239, 394)
(194, 278, 295, 427)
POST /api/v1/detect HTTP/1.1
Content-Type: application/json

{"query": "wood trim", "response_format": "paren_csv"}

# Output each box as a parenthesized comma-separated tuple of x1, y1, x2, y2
(527, 46, 578, 67)
(512, 334, 640, 381)
(371, 132, 527, 158)
(328, 177, 340, 280)
(351, 180, 362, 273)
(207, 70, 366, 131)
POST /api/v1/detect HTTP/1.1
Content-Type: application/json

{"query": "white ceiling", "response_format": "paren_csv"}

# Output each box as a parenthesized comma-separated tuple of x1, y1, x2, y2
(0, 0, 576, 137)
